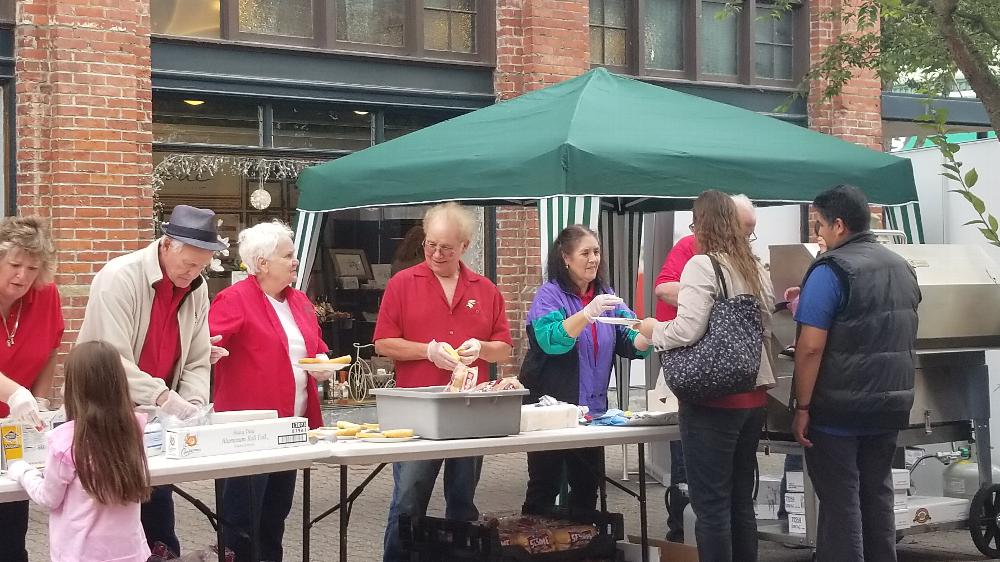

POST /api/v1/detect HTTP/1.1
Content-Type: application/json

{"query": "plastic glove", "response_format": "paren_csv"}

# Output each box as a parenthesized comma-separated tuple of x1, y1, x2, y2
(582, 294, 623, 323)
(6, 386, 43, 430)
(159, 390, 200, 420)
(4, 460, 33, 482)
(209, 335, 229, 365)
(426, 339, 460, 371)
(456, 338, 482, 365)
(306, 354, 334, 382)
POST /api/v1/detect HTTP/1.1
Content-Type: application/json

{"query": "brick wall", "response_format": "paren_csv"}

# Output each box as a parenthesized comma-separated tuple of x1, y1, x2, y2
(807, 0, 883, 150)
(15, 0, 154, 398)
(494, 1, 590, 375)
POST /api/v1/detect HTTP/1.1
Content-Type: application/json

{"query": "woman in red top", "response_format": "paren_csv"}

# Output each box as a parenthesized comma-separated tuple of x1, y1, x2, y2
(209, 220, 330, 562)
(0, 216, 66, 562)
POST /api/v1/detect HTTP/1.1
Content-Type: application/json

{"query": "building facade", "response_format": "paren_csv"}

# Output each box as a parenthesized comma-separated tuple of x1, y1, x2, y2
(5, 0, 902, 392)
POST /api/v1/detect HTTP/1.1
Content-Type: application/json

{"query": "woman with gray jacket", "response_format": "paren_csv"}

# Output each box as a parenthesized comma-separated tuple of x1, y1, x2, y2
(636, 190, 775, 562)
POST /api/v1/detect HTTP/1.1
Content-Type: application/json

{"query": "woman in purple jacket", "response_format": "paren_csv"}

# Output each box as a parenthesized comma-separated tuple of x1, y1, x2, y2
(520, 224, 650, 512)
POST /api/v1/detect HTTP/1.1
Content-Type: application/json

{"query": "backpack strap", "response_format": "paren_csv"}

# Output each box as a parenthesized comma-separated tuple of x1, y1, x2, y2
(708, 255, 729, 299)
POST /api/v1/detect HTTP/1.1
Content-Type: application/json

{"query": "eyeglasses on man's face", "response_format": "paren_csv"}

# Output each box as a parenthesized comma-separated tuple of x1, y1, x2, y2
(422, 240, 458, 256)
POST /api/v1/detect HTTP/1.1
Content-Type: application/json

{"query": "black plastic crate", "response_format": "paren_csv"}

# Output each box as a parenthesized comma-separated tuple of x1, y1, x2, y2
(400, 507, 625, 562)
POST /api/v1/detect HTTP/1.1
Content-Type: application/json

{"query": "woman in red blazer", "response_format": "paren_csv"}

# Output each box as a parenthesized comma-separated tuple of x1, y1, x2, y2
(209, 220, 330, 562)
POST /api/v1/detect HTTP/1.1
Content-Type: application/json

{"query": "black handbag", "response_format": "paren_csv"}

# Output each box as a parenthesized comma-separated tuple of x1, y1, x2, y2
(660, 255, 764, 402)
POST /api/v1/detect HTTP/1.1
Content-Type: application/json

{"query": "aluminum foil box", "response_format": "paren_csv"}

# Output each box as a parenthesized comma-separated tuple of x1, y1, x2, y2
(164, 417, 308, 459)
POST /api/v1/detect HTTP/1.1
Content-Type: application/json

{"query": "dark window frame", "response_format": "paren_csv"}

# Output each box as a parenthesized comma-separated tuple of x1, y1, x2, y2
(0, 1, 12, 25)
(589, 0, 634, 74)
(595, 0, 808, 90)
(155, 0, 495, 64)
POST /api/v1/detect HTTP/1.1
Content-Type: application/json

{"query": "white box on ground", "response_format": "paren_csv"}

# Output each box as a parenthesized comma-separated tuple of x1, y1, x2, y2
(164, 417, 308, 459)
(755, 476, 781, 520)
(907, 496, 970, 527)
(892, 468, 910, 490)
(786, 470, 804, 492)
(894, 508, 911, 530)
(209, 410, 278, 424)
(894, 490, 907, 509)
(788, 513, 807, 535)
(784, 491, 806, 514)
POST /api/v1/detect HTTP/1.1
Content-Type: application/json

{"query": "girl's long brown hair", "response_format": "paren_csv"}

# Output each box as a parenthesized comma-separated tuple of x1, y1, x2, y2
(64, 341, 150, 505)
(692, 190, 765, 300)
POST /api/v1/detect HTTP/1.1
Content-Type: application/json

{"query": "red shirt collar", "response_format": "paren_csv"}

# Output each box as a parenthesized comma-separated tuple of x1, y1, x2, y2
(154, 262, 191, 297)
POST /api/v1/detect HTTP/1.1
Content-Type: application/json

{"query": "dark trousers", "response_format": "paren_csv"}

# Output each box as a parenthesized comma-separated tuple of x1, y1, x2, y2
(665, 441, 688, 540)
(679, 402, 764, 562)
(221, 470, 297, 562)
(0, 500, 29, 562)
(524, 447, 604, 512)
(804, 429, 898, 562)
(142, 485, 180, 556)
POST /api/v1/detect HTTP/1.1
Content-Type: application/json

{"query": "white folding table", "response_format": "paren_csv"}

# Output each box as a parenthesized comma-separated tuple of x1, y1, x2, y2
(309, 425, 678, 562)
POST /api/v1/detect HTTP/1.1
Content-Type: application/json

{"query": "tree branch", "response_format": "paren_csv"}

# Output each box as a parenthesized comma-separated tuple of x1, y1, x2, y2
(953, 9, 1000, 44)
(933, 0, 1000, 133)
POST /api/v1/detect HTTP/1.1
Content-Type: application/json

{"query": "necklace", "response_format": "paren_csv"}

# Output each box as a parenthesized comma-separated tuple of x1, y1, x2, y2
(1, 299, 22, 347)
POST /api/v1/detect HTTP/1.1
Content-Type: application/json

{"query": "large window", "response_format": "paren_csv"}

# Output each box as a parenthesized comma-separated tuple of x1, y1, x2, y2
(151, 0, 494, 62)
(594, 0, 807, 87)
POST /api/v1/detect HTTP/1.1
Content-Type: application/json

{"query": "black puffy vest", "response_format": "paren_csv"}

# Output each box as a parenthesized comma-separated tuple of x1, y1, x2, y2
(804, 232, 921, 430)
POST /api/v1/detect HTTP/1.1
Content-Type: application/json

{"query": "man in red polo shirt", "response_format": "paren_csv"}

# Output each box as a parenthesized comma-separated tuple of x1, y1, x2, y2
(78, 205, 228, 557)
(654, 195, 757, 541)
(375, 202, 512, 562)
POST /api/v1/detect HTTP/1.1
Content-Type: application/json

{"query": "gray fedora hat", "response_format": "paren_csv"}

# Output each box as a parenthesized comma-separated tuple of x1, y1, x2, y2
(162, 205, 228, 251)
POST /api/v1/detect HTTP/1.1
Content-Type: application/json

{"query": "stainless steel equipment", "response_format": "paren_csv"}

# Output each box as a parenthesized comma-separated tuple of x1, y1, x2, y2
(762, 243, 1000, 557)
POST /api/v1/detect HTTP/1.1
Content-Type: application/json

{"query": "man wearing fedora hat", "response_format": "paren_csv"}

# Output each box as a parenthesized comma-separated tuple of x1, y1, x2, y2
(77, 204, 229, 556)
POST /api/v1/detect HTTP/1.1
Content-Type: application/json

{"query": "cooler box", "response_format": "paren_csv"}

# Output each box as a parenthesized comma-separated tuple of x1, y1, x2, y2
(371, 386, 528, 440)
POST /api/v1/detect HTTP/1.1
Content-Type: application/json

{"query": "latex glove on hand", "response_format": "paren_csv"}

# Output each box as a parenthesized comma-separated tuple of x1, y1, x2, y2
(158, 390, 200, 420)
(209, 335, 229, 365)
(456, 339, 482, 365)
(6, 386, 44, 430)
(582, 294, 623, 323)
(427, 339, 460, 371)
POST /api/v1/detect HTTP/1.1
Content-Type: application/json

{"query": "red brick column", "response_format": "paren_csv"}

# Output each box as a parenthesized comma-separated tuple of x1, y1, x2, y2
(15, 0, 154, 396)
(494, 1, 590, 375)
(807, 0, 883, 150)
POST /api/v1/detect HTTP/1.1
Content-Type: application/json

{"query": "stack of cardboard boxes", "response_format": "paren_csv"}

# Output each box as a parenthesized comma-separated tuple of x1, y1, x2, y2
(784, 470, 807, 534)
(892, 468, 911, 530)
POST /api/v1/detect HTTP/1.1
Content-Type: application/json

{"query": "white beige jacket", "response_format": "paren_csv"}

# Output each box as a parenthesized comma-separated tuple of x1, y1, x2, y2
(652, 253, 776, 389)
(77, 240, 211, 406)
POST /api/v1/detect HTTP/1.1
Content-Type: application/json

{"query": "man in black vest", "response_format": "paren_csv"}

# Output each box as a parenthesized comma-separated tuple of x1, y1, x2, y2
(791, 185, 920, 562)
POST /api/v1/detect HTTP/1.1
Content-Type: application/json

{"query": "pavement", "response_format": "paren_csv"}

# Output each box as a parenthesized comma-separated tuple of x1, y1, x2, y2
(20, 443, 991, 561)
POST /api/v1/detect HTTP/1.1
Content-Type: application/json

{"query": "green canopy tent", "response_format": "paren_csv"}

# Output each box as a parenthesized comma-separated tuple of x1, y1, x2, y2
(292, 67, 920, 411)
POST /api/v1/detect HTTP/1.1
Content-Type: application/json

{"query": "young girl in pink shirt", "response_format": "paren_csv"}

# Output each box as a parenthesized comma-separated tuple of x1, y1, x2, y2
(6, 340, 152, 562)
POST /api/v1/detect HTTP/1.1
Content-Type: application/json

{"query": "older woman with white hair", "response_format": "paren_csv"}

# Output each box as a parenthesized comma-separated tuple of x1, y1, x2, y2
(209, 220, 330, 562)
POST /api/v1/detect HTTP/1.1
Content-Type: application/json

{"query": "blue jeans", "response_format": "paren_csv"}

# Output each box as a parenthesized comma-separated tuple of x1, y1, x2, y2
(142, 485, 180, 556)
(805, 430, 898, 562)
(221, 470, 297, 562)
(680, 402, 764, 562)
(383, 457, 483, 562)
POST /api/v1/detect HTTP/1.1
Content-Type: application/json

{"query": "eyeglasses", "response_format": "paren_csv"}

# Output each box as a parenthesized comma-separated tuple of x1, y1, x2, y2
(422, 240, 457, 256)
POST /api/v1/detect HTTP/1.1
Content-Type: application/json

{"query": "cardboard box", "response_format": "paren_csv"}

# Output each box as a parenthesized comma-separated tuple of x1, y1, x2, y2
(618, 540, 659, 562)
(894, 508, 911, 530)
(209, 410, 278, 424)
(894, 490, 908, 510)
(892, 468, 910, 490)
(906, 496, 970, 527)
(1, 410, 66, 468)
(786, 470, 804, 492)
(784, 491, 806, 514)
(755, 476, 781, 520)
(164, 417, 308, 459)
(788, 513, 807, 535)
(627, 536, 698, 562)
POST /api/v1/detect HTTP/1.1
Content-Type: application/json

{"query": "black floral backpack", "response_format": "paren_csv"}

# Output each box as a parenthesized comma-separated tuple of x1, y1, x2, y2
(660, 255, 764, 402)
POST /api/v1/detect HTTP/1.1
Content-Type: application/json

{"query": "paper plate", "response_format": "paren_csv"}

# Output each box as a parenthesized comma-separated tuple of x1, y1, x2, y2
(298, 362, 351, 372)
(594, 316, 640, 327)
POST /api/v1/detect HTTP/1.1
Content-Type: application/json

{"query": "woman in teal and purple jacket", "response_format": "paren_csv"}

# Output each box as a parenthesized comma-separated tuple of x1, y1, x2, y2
(520, 224, 650, 512)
